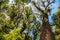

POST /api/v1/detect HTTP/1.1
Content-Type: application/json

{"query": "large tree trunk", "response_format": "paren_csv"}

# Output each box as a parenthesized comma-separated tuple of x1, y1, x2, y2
(40, 14, 55, 40)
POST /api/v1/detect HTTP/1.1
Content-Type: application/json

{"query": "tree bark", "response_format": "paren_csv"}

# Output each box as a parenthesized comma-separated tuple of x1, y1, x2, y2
(40, 14, 55, 40)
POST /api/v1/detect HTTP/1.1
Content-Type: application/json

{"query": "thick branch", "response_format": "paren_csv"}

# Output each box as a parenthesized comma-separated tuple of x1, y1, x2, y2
(32, 1, 44, 13)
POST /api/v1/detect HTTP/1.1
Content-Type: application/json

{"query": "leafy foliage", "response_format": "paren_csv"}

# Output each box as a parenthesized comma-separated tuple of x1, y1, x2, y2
(0, 0, 60, 40)
(53, 4, 60, 40)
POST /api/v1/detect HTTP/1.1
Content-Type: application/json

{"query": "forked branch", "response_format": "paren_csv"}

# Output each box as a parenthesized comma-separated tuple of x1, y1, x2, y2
(46, 0, 55, 8)
(32, 1, 44, 13)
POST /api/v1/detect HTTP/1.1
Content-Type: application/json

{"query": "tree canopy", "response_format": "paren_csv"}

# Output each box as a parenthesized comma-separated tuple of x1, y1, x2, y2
(0, 0, 60, 40)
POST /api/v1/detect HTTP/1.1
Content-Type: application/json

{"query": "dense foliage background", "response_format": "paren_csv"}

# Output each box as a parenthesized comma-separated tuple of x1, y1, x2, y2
(0, 0, 60, 40)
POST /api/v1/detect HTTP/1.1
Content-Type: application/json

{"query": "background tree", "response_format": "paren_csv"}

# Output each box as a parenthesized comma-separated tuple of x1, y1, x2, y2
(0, 0, 41, 40)
(52, 3, 60, 40)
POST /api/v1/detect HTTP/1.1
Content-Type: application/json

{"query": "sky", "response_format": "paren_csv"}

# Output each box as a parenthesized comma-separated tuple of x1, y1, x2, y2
(49, 0, 60, 25)
(51, 0, 60, 14)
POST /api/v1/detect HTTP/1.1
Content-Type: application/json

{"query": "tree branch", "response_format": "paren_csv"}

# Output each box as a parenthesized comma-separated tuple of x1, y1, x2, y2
(32, 1, 44, 13)
(46, 0, 55, 8)
(41, 1, 45, 7)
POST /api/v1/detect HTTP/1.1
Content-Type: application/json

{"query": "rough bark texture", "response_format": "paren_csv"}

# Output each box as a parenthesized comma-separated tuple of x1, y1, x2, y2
(40, 14, 55, 40)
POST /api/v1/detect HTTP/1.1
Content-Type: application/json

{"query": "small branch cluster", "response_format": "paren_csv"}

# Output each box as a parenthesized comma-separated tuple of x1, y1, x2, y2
(32, 0, 55, 14)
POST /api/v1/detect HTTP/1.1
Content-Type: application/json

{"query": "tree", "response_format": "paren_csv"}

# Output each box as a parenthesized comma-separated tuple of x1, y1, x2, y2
(52, 3, 60, 40)
(0, 0, 59, 40)
(32, 0, 55, 40)
(0, 0, 41, 40)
